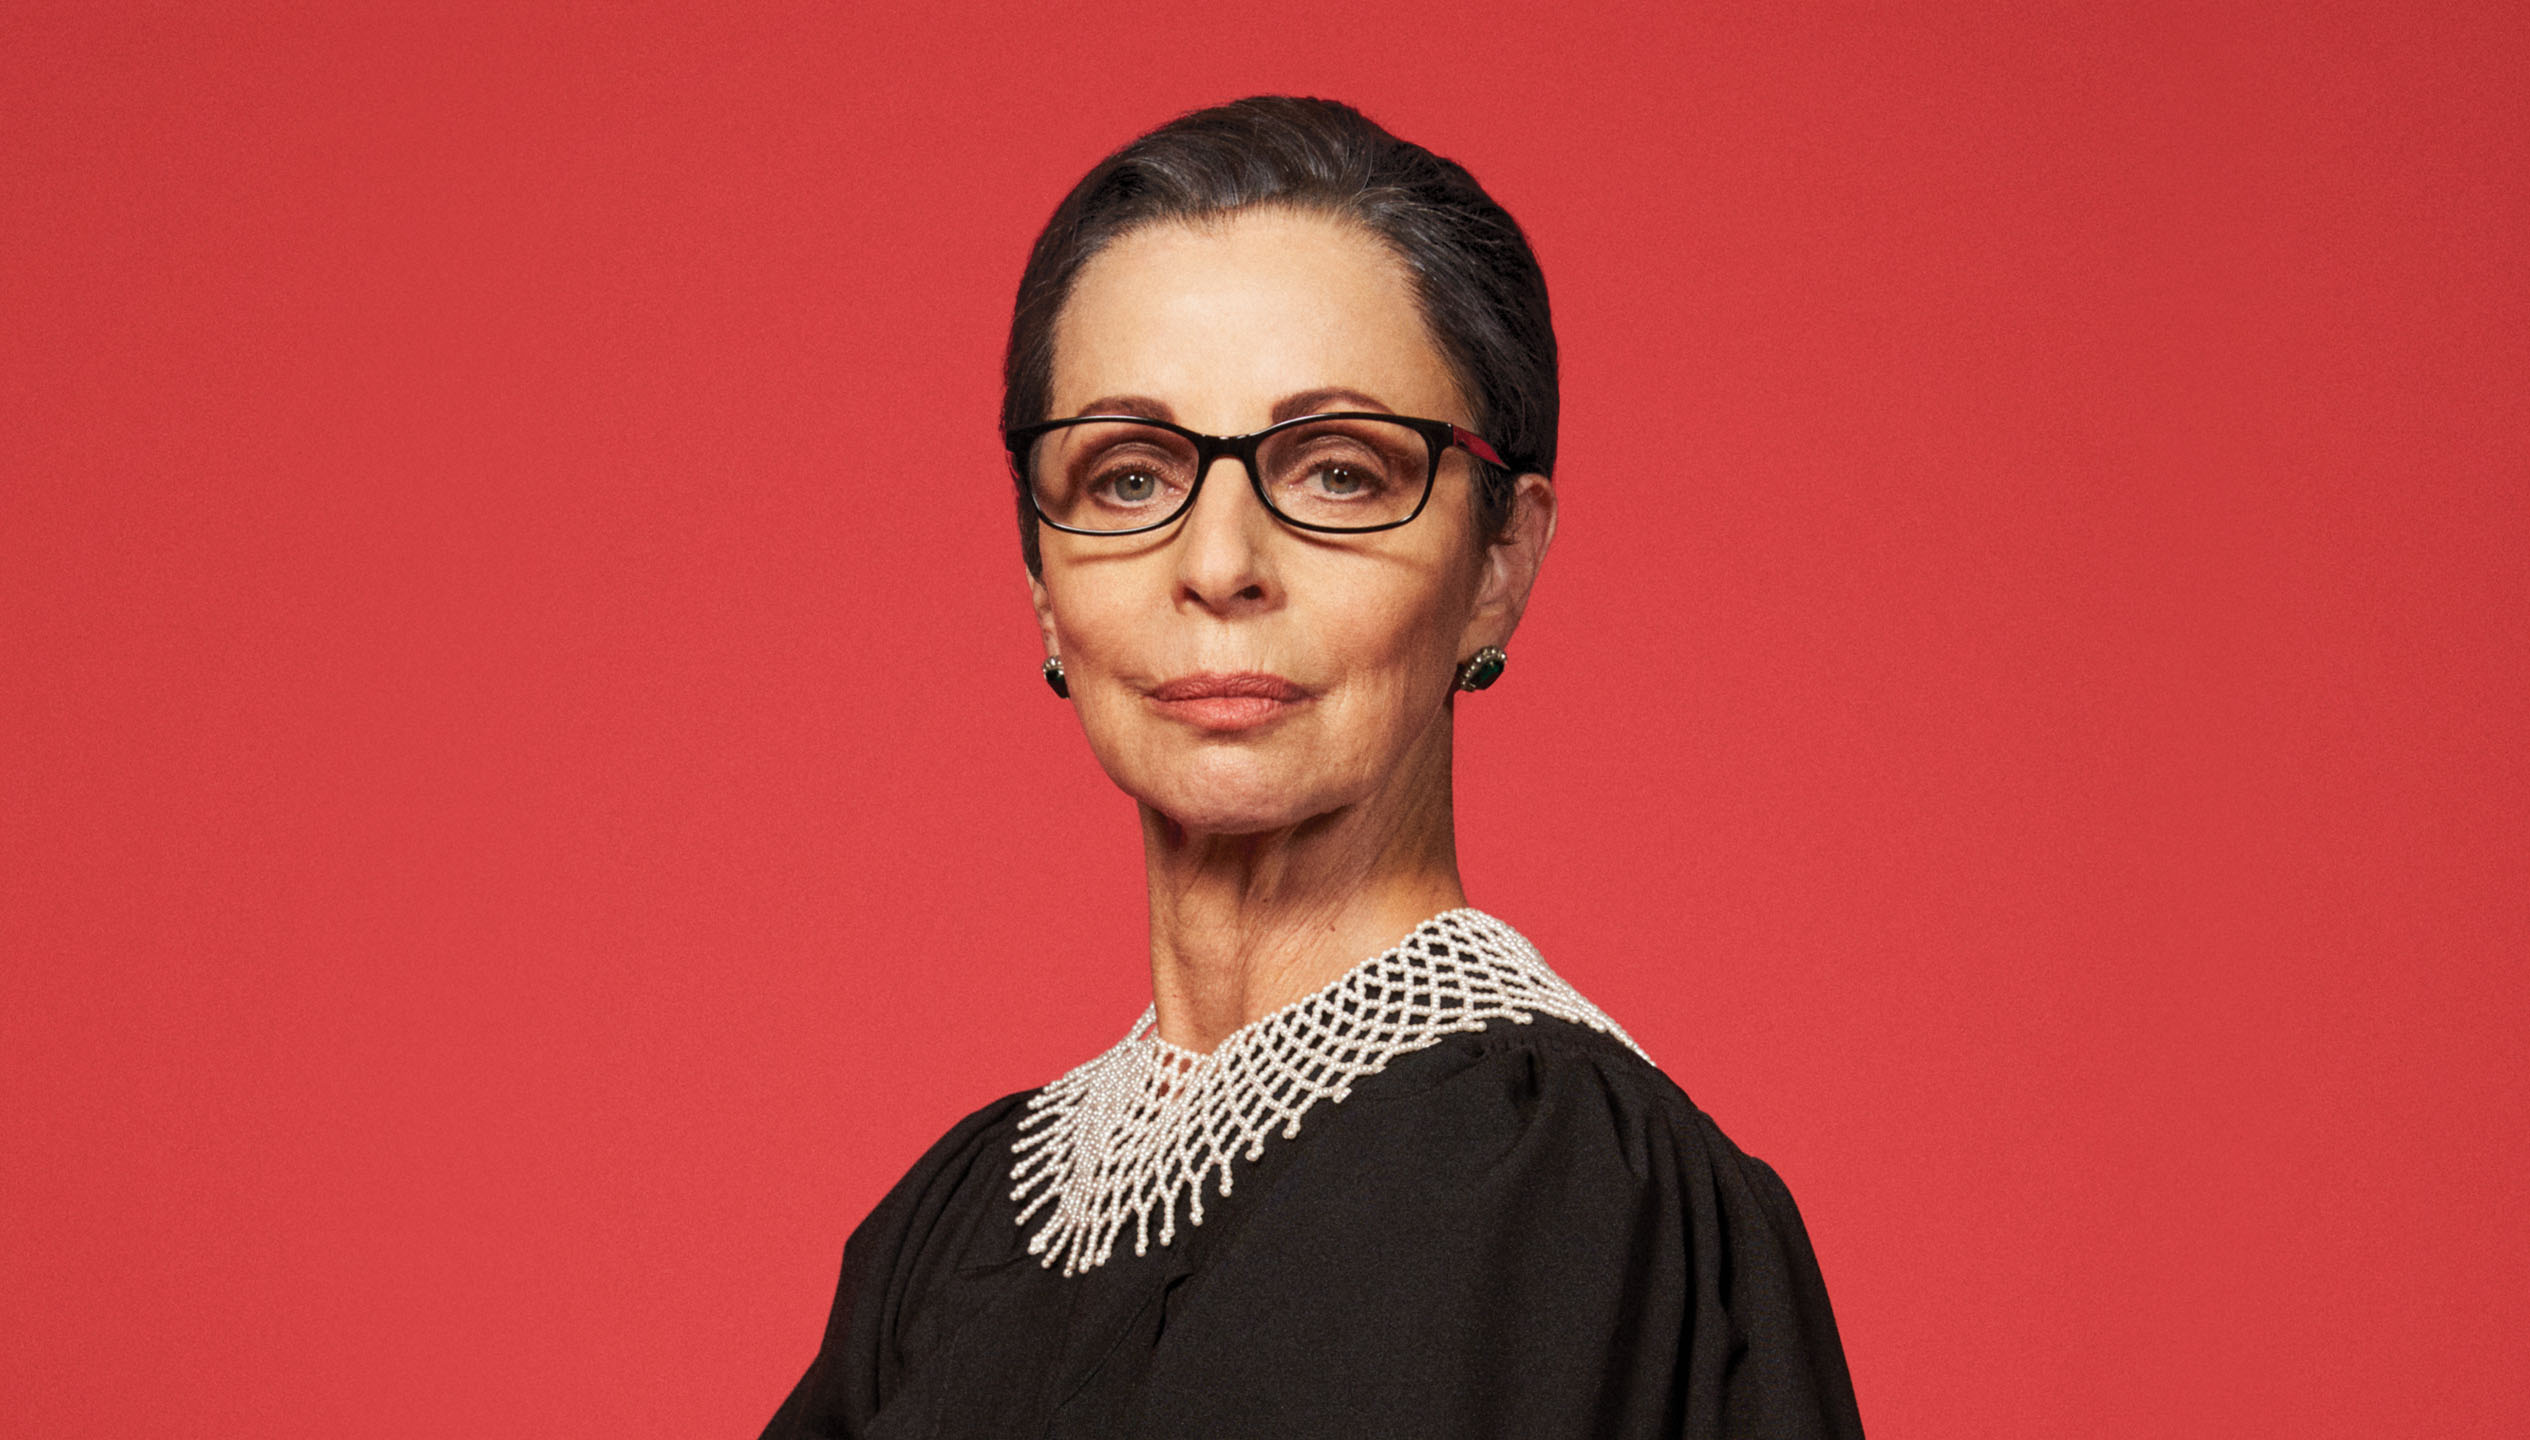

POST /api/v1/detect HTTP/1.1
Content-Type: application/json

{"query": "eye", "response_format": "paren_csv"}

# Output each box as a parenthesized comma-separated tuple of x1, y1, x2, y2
(1099, 468, 1164, 504)
(1077, 446, 1190, 511)
(1306, 462, 1376, 497)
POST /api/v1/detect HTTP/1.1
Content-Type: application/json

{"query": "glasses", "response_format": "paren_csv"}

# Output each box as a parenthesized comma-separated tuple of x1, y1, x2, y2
(1006, 412, 1507, 536)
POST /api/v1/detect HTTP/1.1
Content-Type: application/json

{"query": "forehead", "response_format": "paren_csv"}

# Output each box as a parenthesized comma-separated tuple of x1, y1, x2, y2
(1050, 208, 1465, 427)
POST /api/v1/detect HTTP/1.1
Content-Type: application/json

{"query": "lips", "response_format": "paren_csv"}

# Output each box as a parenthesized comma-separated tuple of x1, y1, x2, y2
(1147, 672, 1311, 731)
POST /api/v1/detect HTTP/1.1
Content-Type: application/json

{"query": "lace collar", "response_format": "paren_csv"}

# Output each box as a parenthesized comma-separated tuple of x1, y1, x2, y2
(1009, 908, 1647, 1277)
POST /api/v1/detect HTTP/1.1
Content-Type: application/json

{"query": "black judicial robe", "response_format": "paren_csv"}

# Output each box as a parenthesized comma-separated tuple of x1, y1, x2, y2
(761, 1015, 1864, 1439)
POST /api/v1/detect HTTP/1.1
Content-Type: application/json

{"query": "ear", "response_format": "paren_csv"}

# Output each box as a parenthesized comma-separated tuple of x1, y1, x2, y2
(1028, 566, 1062, 661)
(1458, 472, 1557, 656)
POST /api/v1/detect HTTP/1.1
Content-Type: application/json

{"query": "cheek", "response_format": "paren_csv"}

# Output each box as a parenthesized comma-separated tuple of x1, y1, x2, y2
(1039, 567, 1185, 776)
(1331, 586, 1454, 681)
(1038, 551, 1146, 663)
(1304, 559, 1475, 739)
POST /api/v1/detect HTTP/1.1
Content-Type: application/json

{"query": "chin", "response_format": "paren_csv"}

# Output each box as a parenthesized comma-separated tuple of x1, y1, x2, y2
(1130, 754, 1353, 837)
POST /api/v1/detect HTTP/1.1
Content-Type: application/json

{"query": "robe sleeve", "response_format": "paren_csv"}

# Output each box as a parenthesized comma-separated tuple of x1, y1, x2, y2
(1129, 1024, 1866, 1439)
(758, 1091, 1033, 1440)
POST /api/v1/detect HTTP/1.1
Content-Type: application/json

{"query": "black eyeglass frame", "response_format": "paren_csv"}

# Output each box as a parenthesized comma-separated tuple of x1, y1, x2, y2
(1004, 411, 1510, 537)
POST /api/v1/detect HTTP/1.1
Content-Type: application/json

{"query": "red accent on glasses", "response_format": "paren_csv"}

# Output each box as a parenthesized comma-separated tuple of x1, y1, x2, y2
(1451, 425, 1506, 468)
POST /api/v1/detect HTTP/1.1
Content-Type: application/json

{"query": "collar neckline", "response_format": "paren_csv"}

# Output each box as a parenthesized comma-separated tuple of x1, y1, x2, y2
(1009, 908, 1647, 1277)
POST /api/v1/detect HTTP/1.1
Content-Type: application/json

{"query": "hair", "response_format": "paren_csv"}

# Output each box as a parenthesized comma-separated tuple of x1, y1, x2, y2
(1003, 95, 1558, 574)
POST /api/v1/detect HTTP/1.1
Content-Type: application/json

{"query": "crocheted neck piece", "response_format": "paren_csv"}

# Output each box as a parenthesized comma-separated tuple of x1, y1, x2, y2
(1009, 908, 1647, 1277)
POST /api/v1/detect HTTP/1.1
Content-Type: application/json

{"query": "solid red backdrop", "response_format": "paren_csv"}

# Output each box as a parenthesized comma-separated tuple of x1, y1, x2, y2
(3, 2, 2524, 1436)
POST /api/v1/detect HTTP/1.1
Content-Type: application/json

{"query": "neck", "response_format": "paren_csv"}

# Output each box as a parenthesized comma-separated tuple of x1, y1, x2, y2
(1141, 721, 1466, 1053)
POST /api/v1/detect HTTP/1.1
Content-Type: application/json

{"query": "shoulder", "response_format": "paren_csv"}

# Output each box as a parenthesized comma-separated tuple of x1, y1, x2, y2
(764, 1089, 1041, 1437)
(1328, 1015, 1820, 1244)
(849, 1087, 1034, 1263)
(818, 1087, 1038, 1342)
(1356, 1015, 1730, 1159)
(897, 1088, 1036, 1190)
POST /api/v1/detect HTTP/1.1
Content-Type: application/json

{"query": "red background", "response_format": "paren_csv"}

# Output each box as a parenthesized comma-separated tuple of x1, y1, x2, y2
(5, 3, 2524, 1436)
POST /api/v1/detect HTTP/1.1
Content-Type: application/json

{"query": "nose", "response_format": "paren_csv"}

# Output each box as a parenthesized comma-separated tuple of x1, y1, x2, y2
(1170, 454, 1279, 615)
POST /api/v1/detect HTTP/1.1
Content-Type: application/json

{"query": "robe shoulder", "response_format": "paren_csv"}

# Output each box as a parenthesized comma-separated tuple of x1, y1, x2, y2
(758, 1088, 1035, 1440)
(1136, 1017, 1867, 1440)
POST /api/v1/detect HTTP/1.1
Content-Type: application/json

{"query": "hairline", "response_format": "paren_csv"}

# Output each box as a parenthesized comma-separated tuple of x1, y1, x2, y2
(1042, 204, 1483, 431)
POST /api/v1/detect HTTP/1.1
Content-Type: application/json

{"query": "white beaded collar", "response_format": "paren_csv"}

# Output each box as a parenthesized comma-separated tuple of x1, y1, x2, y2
(1009, 908, 1648, 1277)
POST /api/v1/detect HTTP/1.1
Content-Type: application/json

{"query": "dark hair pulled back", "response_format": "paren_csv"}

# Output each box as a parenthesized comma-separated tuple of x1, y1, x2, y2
(1003, 95, 1558, 574)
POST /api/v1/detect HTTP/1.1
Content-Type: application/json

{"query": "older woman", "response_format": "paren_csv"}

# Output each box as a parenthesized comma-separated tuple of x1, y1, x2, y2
(763, 97, 1863, 1440)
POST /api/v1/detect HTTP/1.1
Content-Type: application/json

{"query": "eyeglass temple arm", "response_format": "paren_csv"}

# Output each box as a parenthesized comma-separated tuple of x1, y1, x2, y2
(1450, 426, 1507, 468)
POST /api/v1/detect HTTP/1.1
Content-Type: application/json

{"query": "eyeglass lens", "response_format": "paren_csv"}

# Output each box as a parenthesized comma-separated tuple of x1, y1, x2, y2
(1028, 418, 1433, 533)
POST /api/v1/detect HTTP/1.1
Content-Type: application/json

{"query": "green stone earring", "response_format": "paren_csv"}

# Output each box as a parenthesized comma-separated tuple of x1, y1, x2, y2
(1042, 656, 1070, 698)
(1454, 646, 1507, 692)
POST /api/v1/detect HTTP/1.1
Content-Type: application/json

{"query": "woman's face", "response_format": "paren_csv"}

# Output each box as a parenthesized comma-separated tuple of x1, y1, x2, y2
(1030, 207, 1550, 836)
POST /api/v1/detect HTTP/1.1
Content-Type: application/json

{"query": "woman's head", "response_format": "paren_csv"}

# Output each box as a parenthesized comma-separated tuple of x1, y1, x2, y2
(1008, 99, 1559, 840)
(1005, 97, 1558, 573)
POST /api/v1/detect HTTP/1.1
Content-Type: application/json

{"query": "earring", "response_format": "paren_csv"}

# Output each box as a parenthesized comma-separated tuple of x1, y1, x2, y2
(1454, 646, 1508, 692)
(1042, 656, 1070, 698)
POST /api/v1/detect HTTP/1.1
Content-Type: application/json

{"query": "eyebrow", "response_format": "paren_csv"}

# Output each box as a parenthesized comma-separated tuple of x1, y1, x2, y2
(1272, 387, 1395, 423)
(1070, 394, 1173, 421)
(1060, 387, 1401, 428)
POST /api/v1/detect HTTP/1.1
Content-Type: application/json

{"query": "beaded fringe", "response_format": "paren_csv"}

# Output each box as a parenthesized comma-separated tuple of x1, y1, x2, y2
(1009, 908, 1648, 1277)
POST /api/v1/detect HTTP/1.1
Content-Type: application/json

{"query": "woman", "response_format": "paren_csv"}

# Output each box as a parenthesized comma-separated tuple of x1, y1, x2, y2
(764, 96, 1863, 1439)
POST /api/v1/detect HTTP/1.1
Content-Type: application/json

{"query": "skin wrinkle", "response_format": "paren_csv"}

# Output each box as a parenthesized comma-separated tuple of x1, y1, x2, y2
(1027, 209, 1557, 1053)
